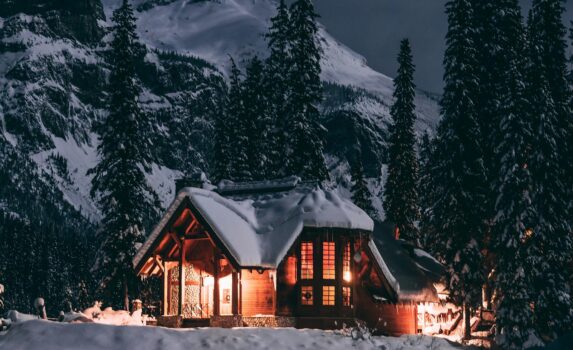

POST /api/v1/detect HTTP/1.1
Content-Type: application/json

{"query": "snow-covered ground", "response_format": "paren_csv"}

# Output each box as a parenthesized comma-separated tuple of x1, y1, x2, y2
(0, 319, 469, 350)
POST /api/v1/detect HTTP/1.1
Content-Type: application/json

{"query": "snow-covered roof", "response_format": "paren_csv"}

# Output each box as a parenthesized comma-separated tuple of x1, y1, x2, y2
(368, 222, 443, 303)
(134, 181, 374, 269)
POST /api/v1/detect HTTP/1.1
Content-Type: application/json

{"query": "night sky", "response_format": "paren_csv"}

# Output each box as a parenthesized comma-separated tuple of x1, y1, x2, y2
(314, 0, 573, 94)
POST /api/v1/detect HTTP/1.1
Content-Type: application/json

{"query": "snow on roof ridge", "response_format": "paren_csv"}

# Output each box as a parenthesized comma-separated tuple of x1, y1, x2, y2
(134, 182, 374, 269)
(217, 176, 303, 195)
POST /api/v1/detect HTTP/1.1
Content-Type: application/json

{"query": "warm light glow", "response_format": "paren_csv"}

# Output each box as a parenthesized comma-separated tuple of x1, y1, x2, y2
(203, 276, 214, 286)
(301, 242, 313, 279)
(322, 286, 335, 306)
(301, 286, 313, 305)
(343, 286, 352, 306)
(343, 242, 351, 282)
(523, 228, 534, 243)
(219, 275, 232, 290)
(322, 242, 335, 280)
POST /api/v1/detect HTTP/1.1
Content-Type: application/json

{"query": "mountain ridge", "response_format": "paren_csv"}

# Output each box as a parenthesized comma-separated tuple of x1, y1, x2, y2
(0, 0, 440, 227)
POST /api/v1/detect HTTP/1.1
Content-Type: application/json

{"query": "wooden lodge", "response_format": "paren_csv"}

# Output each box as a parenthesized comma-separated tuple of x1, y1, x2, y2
(133, 176, 446, 334)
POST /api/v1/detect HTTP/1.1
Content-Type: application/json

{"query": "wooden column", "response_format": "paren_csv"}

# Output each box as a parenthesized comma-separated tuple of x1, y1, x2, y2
(178, 239, 186, 316)
(232, 270, 239, 315)
(163, 260, 169, 316)
(213, 252, 220, 316)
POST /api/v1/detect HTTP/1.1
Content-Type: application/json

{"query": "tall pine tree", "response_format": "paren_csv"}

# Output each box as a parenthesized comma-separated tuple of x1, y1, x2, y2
(350, 157, 376, 220)
(225, 58, 252, 181)
(418, 131, 435, 250)
(486, 3, 539, 348)
(431, 0, 488, 339)
(525, 3, 573, 339)
(89, 0, 158, 310)
(243, 56, 272, 180)
(383, 39, 420, 244)
(286, 0, 328, 181)
(264, 0, 291, 178)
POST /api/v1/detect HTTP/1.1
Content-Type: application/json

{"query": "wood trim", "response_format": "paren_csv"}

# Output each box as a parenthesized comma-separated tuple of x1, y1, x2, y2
(134, 200, 189, 274)
(169, 231, 183, 249)
(184, 198, 242, 270)
(213, 251, 220, 316)
(178, 239, 186, 316)
(162, 259, 168, 316)
(232, 270, 239, 315)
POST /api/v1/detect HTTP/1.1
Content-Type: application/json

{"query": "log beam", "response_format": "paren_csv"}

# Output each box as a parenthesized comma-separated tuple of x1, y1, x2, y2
(178, 239, 186, 316)
(232, 270, 239, 315)
(163, 260, 169, 316)
(213, 252, 220, 316)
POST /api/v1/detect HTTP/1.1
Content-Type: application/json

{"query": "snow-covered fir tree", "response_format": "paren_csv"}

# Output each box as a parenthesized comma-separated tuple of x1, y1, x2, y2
(242, 56, 272, 180)
(486, 3, 539, 348)
(286, 0, 328, 181)
(525, 4, 573, 339)
(89, 0, 159, 310)
(431, 0, 488, 339)
(264, 0, 291, 178)
(350, 157, 376, 220)
(383, 39, 420, 245)
(418, 131, 436, 250)
(529, 0, 572, 233)
(222, 58, 252, 181)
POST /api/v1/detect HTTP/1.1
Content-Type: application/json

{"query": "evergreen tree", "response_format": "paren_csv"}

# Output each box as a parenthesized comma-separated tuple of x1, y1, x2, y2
(529, 0, 572, 232)
(264, 0, 291, 178)
(350, 158, 376, 220)
(525, 5, 573, 339)
(431, 0, 488, 339)
(89, 0, 158, 310)
(418, 131, 436, 250)
(383, 39, 420, 244)
(242, 56, 272, 180)
(223, 58, 251, 181)
(286, 0, 328, 181)
(487, 4, 538, 348)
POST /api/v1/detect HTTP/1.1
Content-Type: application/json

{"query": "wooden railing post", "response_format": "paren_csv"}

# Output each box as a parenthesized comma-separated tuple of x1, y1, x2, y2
(232, 270, 239, 315)
(213, 252, 220, 316)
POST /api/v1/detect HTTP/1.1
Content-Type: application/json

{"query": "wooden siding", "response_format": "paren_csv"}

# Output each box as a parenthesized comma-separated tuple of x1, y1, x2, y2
(241, 269, 276, 316)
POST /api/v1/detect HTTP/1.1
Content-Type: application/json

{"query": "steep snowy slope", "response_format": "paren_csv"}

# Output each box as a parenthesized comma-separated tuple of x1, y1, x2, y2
(101, 0, 440, 134)
(0, 0, 441, 227)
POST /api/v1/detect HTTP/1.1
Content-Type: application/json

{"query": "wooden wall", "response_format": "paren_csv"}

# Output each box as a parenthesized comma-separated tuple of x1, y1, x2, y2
(354, 284, 417, 336)
(241, 269, 276, 316)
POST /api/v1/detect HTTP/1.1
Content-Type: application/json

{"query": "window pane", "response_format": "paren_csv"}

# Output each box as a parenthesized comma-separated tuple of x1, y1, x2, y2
(322, 241, 335, 280)
(343, 286, 352, 306)
(301, 242, 313, 279)
(343, 242, 351, 282)
(301, 286, 314, 305)
(322, 286, 335, 306)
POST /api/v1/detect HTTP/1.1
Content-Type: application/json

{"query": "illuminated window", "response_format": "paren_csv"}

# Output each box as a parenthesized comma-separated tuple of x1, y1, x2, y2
(323, 286, 335, 306)
(322, 241, 335, 280)
(301, 242, 314, 279)
(343, 286, 352, 306)
(301, 286, 314, 305)
(343, 242, 351, 282)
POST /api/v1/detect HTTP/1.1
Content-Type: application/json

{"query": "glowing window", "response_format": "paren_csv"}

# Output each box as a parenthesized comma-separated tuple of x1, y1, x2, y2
(343, 286, 352, 307)
(322, 241, 335, 280)
(301, 286, 314, 305)
(343, 242, 351, 282)
(301, 242, 313, 279)
(323, 286, 335, 306)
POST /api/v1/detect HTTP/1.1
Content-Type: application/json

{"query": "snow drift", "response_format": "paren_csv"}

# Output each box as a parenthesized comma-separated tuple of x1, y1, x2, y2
(0, 319, 464, 350)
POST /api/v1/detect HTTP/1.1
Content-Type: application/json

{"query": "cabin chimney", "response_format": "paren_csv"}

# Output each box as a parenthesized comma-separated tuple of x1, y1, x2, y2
(175, 172, 210, 193)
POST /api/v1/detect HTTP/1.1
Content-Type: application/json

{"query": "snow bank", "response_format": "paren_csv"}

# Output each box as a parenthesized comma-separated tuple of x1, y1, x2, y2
(0, 320, 466, 350)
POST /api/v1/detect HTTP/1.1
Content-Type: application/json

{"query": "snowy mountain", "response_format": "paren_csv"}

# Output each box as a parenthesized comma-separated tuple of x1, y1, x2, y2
(0, 0, 440, 231)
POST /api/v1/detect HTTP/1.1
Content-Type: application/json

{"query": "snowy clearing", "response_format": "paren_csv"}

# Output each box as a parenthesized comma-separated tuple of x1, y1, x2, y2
(0, 320, 469, 350)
